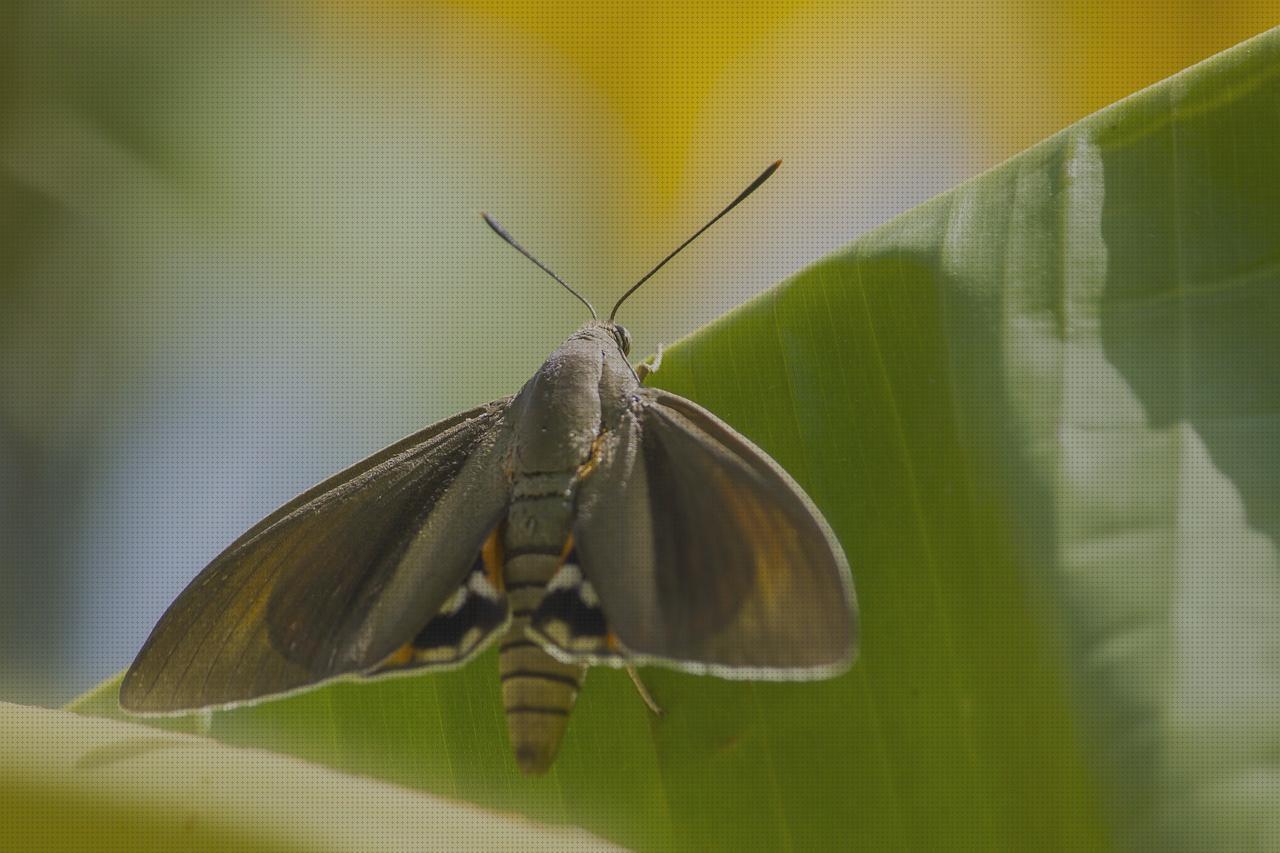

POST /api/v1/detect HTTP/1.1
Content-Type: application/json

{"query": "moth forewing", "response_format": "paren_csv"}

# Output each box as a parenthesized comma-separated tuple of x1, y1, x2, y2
(119, 401, 513, 714)
(571, 386, 856, 680)
(343, 420, 516, 667)
(647, 388, 857, 635)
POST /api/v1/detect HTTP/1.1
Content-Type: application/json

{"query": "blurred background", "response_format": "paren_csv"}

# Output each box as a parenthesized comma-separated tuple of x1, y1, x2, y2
(0, 1, 1275, 706)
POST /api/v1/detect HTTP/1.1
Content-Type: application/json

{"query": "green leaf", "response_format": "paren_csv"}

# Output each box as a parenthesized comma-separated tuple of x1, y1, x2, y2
(73, 25, 1280, 851)
(0, 702, 617, 852)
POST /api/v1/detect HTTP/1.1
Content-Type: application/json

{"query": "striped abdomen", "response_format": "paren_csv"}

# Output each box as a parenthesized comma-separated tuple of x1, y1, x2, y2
(499, 551, 585, 774)
(500, 475, 586, 775)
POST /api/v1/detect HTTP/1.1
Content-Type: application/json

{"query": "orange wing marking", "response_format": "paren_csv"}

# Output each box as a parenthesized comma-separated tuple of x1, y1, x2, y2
(482, 524, 506, 591)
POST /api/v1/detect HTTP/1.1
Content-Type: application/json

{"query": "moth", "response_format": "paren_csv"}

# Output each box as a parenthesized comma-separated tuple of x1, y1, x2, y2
(121, 162, 858, 774)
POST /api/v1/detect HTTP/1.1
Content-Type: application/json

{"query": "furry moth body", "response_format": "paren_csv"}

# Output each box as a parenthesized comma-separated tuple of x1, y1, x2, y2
(121, 164, 858, 774)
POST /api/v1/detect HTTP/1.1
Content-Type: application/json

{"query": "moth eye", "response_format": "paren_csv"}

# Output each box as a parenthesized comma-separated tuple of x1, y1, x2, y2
(615, 325, 632, 355)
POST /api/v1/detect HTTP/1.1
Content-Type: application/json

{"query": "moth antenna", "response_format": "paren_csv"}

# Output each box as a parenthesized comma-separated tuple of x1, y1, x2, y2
(609, 160, 781, 322)
(482, 212, 598, 320)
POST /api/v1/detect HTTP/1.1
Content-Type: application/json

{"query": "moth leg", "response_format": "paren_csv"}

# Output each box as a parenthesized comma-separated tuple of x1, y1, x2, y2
(626, 665, 664, 717)
(634, 343, 663, 383)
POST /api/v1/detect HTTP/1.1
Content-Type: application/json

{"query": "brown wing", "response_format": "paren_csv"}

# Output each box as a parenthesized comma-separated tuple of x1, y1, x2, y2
(573, 389, 856, 678)
(120, 400, 512, 713)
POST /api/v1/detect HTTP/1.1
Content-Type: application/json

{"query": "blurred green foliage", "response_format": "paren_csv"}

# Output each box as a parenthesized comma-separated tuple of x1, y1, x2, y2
(1, 702, 619, 851)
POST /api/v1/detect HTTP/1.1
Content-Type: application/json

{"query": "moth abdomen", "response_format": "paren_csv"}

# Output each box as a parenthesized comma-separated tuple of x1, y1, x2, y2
(498, 636, 584, 774)
(507, 492, 574, 544)
(511, 470, 574, 500)
(499, 551, 585, 774)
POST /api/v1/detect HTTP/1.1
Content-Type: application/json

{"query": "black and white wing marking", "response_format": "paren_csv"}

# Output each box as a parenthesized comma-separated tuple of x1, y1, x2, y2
(374, 547, 510, 673)
(527, 548, 624, 664)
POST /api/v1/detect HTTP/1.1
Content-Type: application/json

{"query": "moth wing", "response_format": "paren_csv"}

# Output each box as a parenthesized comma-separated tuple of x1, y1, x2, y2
(372, 551, 510, 674)
(121, 399, 513, 713)
(573, 388, 856, 678)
